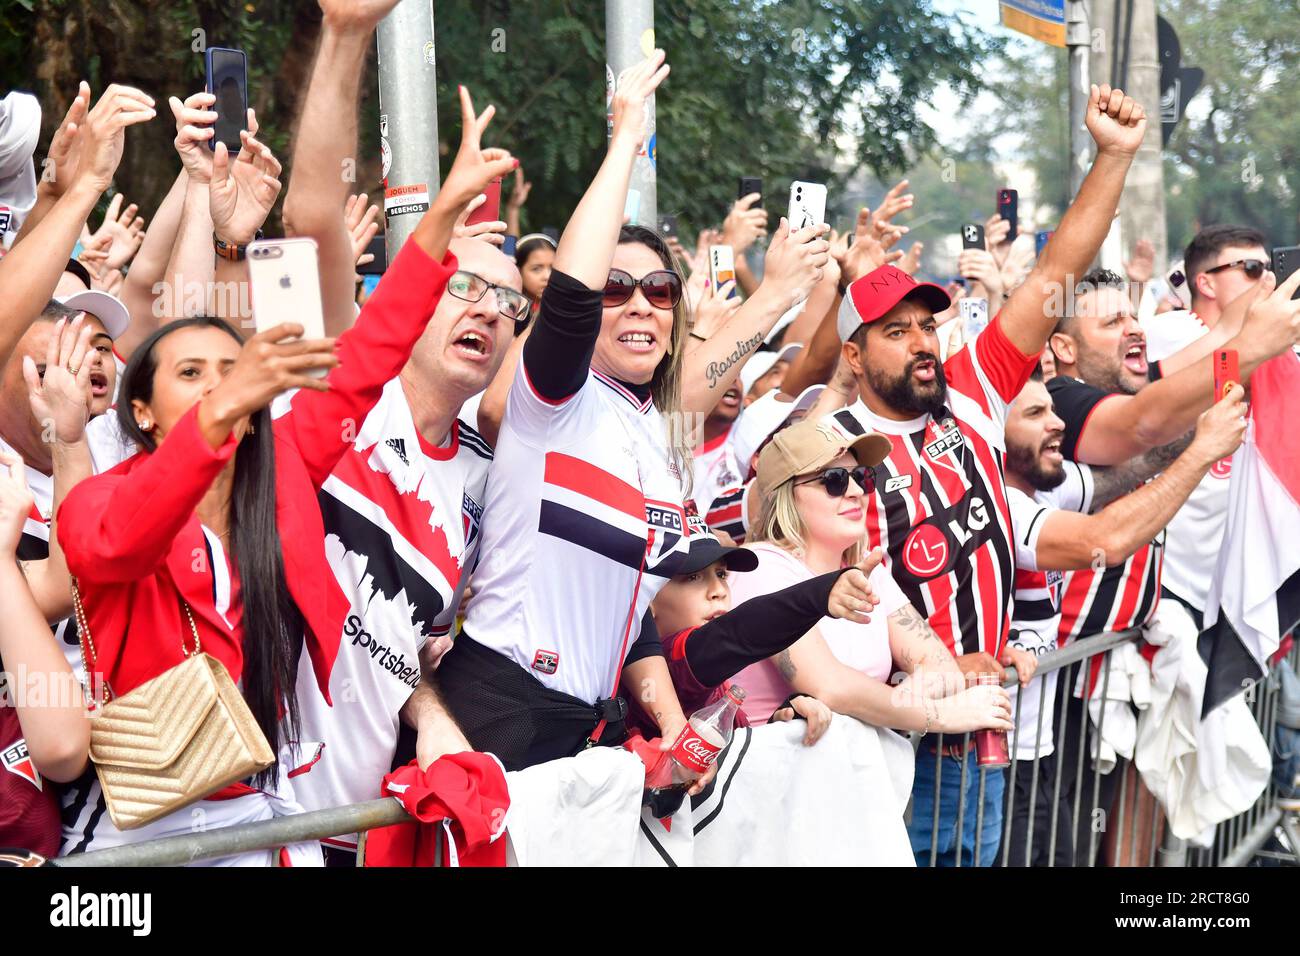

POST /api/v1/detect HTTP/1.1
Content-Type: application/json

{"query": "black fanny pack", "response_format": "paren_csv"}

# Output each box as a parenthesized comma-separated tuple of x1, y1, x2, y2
(438, 631, 628, 771)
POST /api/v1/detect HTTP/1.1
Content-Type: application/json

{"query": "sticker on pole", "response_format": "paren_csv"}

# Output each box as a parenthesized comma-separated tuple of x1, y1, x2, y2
(385, 183, 430, 218)
(605, 64, 615, 138)
(380, 138, 392, 180)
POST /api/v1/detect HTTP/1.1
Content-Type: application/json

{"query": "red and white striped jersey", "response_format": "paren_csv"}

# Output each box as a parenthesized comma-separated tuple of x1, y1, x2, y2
(692, 426, 747, 541)
(463, 364, 699, 704)
(288, 377, 491, 844)
(830, 317, 1039, 657)
(1046, 376, 1164, 642)
(1006, 463, 1093, 759)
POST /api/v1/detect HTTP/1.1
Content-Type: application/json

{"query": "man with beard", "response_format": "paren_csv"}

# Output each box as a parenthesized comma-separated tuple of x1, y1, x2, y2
(998, 370, 1247, 865)
(824, 85, 1151, 866)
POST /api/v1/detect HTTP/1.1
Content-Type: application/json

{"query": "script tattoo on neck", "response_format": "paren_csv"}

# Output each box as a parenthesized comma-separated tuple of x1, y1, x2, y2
(705, 332, 765, 390)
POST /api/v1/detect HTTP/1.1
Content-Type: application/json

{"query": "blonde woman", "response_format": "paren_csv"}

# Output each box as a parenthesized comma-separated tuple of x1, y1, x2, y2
(729, 417, 1013, 739)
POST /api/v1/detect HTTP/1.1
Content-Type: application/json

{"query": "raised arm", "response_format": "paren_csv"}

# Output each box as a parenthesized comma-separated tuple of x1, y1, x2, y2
(1064, 271, 1300, 464)
(0, 456, 89, 783)
(116, 171, 187, 358)
(12, 84, 90, 246)
(281, 86, 516, 485)
(19, 316, 95, 621)
(680, 218, 829, 414)
(998, 86, 1146, 357)
(0, 84, 154, 369)
(282, 0, 401, 337)
(553, 51, 668, 288)
(1033, 386, 1246, 570)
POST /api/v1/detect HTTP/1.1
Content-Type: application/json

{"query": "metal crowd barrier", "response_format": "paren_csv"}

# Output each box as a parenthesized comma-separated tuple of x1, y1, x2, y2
(916, 629, 1299, 868)
(58, 633, 1298, 868)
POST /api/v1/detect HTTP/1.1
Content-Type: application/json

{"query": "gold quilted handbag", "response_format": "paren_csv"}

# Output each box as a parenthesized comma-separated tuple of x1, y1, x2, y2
(73, 580, 275, 830)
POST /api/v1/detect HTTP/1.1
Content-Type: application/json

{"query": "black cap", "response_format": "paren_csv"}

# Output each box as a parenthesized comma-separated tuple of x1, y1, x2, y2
(676, 534, 759, 576)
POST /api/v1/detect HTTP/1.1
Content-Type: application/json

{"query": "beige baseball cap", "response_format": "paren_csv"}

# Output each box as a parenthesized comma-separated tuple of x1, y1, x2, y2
(755, 415, 891, 499)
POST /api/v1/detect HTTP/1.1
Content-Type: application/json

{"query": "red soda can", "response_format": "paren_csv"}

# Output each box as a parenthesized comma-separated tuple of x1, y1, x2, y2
(974, 673, 1010, 768)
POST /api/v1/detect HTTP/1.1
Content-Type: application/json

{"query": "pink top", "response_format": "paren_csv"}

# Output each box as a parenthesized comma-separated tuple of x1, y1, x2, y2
(727, 541, 908, 722)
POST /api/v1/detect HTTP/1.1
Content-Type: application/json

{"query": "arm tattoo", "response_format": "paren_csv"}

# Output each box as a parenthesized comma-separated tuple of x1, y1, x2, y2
(704, 333, 764, 389)
(1089, 430, 1193, 509)
(890, 603, 947, 669)
(775, 648, 797, 681)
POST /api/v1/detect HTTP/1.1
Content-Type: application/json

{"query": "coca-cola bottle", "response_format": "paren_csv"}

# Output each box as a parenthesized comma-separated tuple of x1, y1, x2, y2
(668, 683, 746, 785)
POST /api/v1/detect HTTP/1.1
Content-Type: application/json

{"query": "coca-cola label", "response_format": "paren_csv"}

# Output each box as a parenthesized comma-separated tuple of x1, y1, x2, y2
(670, 725, 720, 774)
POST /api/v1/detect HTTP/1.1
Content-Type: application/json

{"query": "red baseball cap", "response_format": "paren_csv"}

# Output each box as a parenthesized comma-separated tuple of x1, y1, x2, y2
(836, 265, 951, 342)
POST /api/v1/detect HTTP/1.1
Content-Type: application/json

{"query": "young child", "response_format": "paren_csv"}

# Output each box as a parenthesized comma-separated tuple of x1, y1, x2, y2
(632, 528, 890, 748)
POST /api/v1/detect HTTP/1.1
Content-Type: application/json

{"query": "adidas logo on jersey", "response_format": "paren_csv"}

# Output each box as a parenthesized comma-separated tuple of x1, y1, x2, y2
(385, 438, 409, 466)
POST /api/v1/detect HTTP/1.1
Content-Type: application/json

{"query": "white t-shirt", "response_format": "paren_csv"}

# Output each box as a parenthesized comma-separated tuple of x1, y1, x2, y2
(287, 378, 491, 845)
(1006, 462, 1093, 759)
(726, 541, 909, 723)
(464, 365, 694, 705)
(1136, 310, 1227, 613)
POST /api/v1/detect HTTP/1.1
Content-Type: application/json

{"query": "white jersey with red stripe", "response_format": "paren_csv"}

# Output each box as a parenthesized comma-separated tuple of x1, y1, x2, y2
(287, 377, 491, 841)
(831, 317, 1039, 657)
(692, 425, 746, 540)
(463, 364, 696, 705)
(1006, 463, 1093, 759)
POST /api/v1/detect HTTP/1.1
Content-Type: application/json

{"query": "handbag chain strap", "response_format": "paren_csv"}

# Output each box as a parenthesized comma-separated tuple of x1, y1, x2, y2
(72, 577, 202, 705)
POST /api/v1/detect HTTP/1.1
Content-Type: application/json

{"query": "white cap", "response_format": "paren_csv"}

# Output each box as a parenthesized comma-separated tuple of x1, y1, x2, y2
(732, 383, 825, 475)
(56, 290, 131, 340)
(739, 342, 803, 398)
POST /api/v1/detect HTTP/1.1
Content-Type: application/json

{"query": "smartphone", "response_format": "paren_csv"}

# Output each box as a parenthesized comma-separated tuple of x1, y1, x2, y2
(739, 176, 763, 201)
(960, 223, 985, 250)
(1213, 348, 1240, 402)
(1273, 245, 1300, 300)
(204, 47, 248, 153)
(959, 297, 989, 340)
(1036, 230, 1054, 257)
(463, 178, 502, 227)
(357, 234, 387, 276)
(248, 238, 328, 377)
(788, 181, 827, 231)
(709, 244, 737, 299)
(501, 234, 518, 258)
(659, 215, 678, 238)
(997, 188, 1019, 240)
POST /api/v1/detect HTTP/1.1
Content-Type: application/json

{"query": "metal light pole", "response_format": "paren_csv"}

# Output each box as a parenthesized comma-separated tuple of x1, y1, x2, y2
(1066, 0, 1091, 200)
(377, 0, 440, 259)
(606, 0, 657, 227)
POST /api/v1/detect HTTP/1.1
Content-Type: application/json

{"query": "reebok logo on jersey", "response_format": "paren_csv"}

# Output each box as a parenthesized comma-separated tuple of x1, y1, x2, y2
(532, 649, 559, 675)
(344, 614, 421, 688)
(884, 475, 913, 493)
(2, 739, 40, 790)
(385, 438, 409, 466)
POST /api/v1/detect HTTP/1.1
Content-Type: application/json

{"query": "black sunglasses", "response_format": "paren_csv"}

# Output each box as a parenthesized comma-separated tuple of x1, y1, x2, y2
(603, 268, 683, 310)
(794, 464, 876, 497)
(1204, 258, 1266, 280)
(446, 270, 531, 323)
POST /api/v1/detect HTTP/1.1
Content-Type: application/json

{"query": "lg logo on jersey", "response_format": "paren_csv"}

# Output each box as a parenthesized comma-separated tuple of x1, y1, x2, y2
(900, 496, 993, 580)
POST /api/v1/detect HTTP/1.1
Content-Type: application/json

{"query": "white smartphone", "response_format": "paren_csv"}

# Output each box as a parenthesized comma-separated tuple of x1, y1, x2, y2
(959, 297, 989, 340)
(247, 238, 328, 377)
(787, 181, 827, 231)
(709, 244, 737, 299)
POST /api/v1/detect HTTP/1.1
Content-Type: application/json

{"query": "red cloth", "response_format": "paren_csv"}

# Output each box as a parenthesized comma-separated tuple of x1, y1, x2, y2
(365, 752, 510, 867)
(0, 704, 60, 858)
(57, 241, 458, 702)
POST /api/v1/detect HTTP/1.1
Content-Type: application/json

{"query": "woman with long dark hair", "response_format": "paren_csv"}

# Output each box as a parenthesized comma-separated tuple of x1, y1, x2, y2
(55, 89, 514, 863)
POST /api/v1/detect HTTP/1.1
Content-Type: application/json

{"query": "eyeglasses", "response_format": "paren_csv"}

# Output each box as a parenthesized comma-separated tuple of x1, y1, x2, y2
(1204, 259, 1266, 280)
(602, 268, 683, 310)
(794, 464, 876, 497)
(446, 270, 531, 322)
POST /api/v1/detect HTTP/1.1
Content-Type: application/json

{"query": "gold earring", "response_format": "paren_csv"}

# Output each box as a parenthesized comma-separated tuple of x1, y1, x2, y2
(248, 422, 256, 436)
(139, 420, 151, 431)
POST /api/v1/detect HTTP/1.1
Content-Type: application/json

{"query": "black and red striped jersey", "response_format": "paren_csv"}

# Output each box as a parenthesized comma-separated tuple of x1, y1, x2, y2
(1046, 375, 1164, 641)
(692, 426, 747, 541)
(831, 317, 1039, 657)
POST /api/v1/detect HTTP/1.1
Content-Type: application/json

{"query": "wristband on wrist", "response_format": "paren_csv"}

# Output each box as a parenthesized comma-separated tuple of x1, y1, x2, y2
(214, 229, 263, 262)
